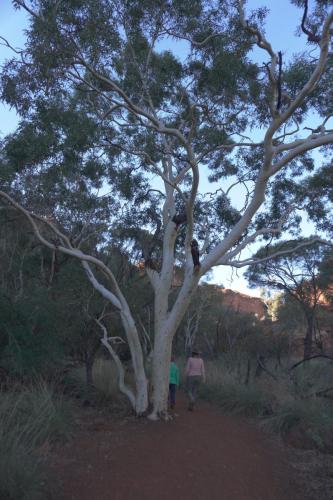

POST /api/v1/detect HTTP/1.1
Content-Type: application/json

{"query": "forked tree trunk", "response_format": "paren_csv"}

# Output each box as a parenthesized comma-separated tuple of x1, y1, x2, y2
(149, 274, 198, 419)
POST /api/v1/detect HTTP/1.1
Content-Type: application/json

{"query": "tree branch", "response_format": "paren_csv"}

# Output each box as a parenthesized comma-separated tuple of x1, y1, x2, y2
(95, 317, 136, 408)
(227, 238, 332, 269)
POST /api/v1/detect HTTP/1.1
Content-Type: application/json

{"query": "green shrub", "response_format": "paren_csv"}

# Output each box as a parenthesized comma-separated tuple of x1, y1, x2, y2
(290, 361, 333, 400)
(202, 380, 272, 416)
(263, 398, 333, 450)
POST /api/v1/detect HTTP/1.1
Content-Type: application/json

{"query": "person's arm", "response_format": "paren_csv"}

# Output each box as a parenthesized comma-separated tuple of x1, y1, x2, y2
(185, 358, 191, 376)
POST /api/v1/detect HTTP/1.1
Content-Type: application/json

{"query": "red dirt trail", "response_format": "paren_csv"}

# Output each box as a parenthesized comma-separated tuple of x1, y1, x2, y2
(48, 396, 301, 500)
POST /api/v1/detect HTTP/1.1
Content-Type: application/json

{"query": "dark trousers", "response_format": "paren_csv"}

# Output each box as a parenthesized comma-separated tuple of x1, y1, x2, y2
(169, 383, 177, 406)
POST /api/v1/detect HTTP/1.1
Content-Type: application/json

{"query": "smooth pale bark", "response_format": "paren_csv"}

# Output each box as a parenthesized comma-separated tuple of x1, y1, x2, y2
(149, 270, 200, 419)
(120, 310, 148, 414)
(101, 336, 137, 409)
(149, 330, 173, 420)
(83, 260, 149, 414)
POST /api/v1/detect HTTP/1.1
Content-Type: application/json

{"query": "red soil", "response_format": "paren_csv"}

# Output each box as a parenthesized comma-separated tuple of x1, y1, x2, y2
(48, 396, 301, 500)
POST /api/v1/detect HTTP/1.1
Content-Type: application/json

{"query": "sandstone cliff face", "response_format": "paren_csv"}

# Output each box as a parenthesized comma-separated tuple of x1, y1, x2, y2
(220, 289, 267, 319)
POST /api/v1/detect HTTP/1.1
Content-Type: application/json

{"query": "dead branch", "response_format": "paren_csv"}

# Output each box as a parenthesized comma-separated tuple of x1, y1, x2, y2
(289, 354, 333, 371)
(276, 51, 283, 111)
(301, 0, 321, 43)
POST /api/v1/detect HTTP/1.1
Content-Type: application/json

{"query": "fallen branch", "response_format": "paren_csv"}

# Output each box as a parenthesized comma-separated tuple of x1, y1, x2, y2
(289, 354, 333, 371)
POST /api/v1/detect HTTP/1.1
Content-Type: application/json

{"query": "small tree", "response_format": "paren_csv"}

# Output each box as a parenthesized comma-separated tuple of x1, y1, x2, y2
(245, 240, 330, 359)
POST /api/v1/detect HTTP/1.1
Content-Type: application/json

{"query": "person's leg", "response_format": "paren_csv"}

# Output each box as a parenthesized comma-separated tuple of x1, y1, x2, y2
(169, 383, 176, 408)
(187, 377, 195, 410)
(191, 376, 201, 409)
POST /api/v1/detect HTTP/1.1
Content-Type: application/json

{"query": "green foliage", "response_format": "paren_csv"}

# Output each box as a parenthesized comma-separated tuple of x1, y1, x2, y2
(203, 381, 271, 417)
(4, 0, 330, 253)
(289, 360, 333, 399)
(0, 292, 65, 377)
(202, 357, 333, 451)
(202, 360, 272, 416)
(264, 399, 333, 450)
(0, 0, 332, 421)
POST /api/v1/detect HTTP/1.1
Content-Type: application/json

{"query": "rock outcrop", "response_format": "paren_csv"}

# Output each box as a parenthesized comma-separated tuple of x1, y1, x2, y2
(220, 288, 267, 319)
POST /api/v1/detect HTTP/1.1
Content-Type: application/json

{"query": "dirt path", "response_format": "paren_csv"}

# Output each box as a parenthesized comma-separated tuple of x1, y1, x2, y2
(48, 395, 302, 500)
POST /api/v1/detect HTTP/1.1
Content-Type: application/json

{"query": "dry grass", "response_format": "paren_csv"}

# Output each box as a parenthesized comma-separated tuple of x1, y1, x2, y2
(92, 358, 120, 397)
(0, 381, 71, 500)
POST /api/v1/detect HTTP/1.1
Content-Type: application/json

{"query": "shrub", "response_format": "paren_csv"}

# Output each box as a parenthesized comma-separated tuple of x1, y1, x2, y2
(263, 398, 333, 450)
(0, 382, 71, 500)
(92, 358, 119, 398)
(201, 360, 273, 417)
(289, 361, 333, 400)
(67, 358, 121, 405)
(203, 381, 272, 416)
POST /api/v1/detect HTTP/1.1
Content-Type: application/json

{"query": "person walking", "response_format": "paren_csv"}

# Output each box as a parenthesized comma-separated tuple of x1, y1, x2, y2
(169, 355, 180, 410)
(185, 350, 205, 411)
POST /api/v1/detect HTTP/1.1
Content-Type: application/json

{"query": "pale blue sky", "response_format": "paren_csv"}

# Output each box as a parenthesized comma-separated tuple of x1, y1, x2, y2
(0, 0, 324, 296)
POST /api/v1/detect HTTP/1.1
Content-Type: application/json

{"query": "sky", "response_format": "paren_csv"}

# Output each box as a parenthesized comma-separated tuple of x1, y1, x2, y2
(0, 0, 325, 297)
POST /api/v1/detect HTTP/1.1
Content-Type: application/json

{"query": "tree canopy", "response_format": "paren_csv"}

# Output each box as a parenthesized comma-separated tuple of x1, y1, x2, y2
(0, 0, 333, 417)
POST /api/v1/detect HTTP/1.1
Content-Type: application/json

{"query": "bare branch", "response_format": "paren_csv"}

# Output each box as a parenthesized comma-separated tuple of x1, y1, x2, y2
(289, 353, 333, 371)
(161, 27, 223, 48)
(0, 190, 126, 308)
(301, 0, 321, 43)
(276, 51, 283, 111)
(238, 0, 279, 117)
(271, 132, 333, 175)
(226, 238, 332, 269)
(95, 317, 136, 408)
(0, 36, 23, 55)
(274, 9, 333, 130)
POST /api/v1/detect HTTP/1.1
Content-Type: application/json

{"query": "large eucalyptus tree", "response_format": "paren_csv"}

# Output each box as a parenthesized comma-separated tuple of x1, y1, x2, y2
(0, 0, 333, 418)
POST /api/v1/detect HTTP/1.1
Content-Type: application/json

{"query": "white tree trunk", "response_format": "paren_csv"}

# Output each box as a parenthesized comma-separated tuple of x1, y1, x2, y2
(149, 329, 173, 419)
(149, 271, 199, 419)
(83, 261, 149, 414)
(120, 309, 148, 415)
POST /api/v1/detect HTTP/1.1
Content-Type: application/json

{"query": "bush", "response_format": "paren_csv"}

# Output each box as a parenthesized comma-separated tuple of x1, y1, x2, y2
(92, 358, 119, 397)
(203, 381, 272, 416)
(201, 360, 273, 417)
(0, 382, 71, 500)
(182, 357, 333, 451)
(289, 361, 333, 400)
(263, 398, 333, 450)
(66, 358, 121, 405)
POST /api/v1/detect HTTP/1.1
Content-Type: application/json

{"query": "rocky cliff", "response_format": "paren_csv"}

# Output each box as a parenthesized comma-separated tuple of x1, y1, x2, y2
(220, 288, 267, 319)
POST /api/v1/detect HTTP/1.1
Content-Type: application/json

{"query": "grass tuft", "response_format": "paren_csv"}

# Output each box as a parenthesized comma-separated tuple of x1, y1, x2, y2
(0, 381, 71, 500)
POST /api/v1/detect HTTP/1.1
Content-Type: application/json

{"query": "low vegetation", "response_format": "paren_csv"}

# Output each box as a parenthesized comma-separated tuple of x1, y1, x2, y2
(201, 358, 333, 452)
(0, 382, 71, 500)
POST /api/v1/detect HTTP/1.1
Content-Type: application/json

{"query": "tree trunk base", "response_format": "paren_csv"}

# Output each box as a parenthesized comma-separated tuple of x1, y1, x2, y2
(147, 409, 173, 421)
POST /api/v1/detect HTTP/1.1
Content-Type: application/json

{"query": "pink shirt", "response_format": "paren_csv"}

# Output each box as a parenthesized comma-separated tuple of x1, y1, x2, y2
(186, 357, 205, 378)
